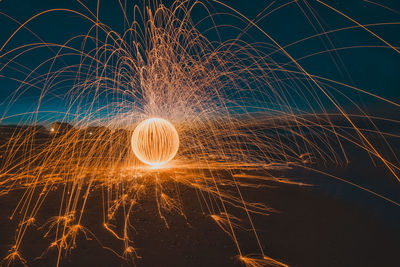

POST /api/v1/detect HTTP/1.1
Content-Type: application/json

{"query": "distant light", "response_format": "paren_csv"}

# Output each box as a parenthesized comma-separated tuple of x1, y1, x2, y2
(50, 128, 55, 132)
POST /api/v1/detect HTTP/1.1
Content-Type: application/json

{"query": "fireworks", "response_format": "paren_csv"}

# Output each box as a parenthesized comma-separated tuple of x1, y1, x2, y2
(0, 0, 399, 266)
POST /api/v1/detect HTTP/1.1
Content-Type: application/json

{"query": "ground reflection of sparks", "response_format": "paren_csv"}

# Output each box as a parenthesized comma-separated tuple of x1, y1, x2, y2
(0, 1, 399, 267)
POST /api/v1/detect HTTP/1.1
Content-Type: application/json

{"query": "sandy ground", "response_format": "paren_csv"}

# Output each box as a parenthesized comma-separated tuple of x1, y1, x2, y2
(0, 132, 399, 266)
(1, 164, 399, 267)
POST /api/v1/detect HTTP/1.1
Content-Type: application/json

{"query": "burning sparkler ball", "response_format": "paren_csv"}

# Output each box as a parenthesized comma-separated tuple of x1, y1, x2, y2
(131, 118, 179, 166)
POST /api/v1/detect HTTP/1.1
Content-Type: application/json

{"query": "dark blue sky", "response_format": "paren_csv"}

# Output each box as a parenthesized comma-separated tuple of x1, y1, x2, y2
(0, 0, 399, 124)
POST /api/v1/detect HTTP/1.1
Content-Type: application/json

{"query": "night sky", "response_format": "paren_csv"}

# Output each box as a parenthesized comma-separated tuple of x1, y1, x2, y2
(0, 0, 399, 124)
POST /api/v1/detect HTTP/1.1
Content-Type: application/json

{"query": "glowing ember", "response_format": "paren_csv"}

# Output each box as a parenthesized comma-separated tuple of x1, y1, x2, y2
(131, 118, 179, 166)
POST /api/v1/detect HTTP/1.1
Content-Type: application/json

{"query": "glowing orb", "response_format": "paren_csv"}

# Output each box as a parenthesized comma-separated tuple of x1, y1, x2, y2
(131, 118, 179, 166)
